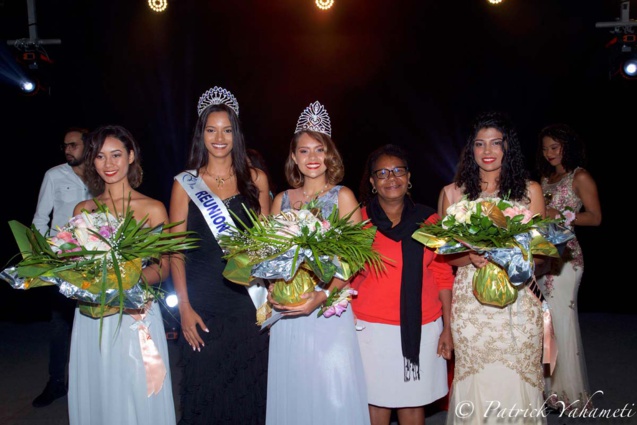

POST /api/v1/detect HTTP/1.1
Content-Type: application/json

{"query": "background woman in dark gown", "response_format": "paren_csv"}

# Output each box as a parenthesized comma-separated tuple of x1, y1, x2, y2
(169, 87, 271, 425)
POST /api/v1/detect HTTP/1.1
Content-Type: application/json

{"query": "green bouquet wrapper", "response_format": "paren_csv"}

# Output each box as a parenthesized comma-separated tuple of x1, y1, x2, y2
(270, 266, 319, 307)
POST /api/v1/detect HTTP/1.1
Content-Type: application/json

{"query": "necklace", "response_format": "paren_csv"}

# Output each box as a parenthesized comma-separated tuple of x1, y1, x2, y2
(302, 183, 329, 199)
(214, 172, 234, 188)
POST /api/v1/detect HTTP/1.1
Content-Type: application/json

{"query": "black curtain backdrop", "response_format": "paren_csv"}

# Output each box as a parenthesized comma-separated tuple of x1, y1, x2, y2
(0, 0, 633, 318)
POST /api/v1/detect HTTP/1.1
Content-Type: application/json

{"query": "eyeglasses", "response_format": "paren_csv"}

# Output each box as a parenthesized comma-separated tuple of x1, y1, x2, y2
(60, 142, 80, 151)
(371, 166, 408, 179)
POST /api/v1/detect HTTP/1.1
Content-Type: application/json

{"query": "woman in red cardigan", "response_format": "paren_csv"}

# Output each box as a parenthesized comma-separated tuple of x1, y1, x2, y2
(351, 144, 454, 425)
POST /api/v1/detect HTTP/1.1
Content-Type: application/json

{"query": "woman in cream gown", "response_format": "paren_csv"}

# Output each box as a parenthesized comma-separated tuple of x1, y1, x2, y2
(438, 112, 547, 425)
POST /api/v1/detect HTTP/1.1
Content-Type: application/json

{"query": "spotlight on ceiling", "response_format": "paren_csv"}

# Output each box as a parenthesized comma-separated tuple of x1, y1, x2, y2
(148, 0, 167, 12)
(316, 0, 334, 10)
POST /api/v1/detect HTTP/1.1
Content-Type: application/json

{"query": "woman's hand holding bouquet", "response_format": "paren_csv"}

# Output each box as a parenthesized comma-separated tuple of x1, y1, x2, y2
(412, 196, 574, 307)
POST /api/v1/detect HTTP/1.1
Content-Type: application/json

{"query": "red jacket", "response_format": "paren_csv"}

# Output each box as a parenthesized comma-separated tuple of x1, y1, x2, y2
(351, 208, 454, 325)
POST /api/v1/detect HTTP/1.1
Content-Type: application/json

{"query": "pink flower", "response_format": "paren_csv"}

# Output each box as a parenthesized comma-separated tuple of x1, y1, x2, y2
(99, 225, 114, 238)
(563, 210, 576, 226)
(321, 288, 357, 318)
(55, 231, 74, 242)
(502, 206, 534, 224)
(322, 306, 337, 318)
(322, 301, 349, 318)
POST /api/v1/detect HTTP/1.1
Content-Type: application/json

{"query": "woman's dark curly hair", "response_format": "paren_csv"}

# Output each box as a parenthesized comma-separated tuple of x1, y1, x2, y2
(359, 144, 411, 206)
(536, 123, 586, 178)
(455, 111, 529, 202)
(85, 125, 143, 194)
(284, 131, 344, 189)
(187, 104, 261, 214)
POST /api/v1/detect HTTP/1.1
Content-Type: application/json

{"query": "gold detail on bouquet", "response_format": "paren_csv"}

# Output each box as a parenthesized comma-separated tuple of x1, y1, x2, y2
(480, 201, 507, 228)
(73, 258, 143, 318)
(256, 302, 272, 326)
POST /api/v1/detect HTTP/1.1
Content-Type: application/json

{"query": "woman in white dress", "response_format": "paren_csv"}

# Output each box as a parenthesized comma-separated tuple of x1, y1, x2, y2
(265, 101, 371, 425)
(535, 123, 601, 412)
(438, 112, 547, 425)
(68, 125, 176, 425)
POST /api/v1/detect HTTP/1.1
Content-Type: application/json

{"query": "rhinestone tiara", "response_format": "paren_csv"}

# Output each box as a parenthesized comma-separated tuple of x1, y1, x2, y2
(294, 101, 332, 137)
(197, 86, 240, 117)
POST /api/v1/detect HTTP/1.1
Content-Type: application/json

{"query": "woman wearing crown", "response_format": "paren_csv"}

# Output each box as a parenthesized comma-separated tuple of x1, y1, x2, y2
(169, 86, 271, 425)
(265, 101, 371, 425)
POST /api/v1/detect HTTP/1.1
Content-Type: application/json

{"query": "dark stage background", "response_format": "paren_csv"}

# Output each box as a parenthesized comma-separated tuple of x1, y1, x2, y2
(0, 0, 633, 318)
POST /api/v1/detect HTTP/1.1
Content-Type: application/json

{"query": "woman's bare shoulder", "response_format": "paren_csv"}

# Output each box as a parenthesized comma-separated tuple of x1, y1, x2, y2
(73, 199, 95, 215)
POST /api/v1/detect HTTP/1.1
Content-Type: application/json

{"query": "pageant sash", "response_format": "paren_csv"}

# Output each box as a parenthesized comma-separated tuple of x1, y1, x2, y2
(176, 171, 233, 237)
(175, 171, 268, 312)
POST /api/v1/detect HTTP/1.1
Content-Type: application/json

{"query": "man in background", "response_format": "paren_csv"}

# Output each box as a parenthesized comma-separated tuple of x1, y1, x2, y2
(31, 127, 93, 408)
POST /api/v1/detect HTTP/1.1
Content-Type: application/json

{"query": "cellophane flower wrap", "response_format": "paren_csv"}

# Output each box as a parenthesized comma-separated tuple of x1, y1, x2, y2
(411, 196, 574, 308)
(1, 199, 198, 319)
(218, 201, 383, 309)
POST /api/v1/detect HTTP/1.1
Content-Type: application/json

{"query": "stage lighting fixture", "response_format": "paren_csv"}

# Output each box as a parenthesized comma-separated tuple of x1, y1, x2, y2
(148, 0, 167, 12)
(597, 1, 637, 80)
(165, 293, 178, 308)
(316, 0, 334, 10)
(623, 57, 637, 77)
(20, 79, 35, 93)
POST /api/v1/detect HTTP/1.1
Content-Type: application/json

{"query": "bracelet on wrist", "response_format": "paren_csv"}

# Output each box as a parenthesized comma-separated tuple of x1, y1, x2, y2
(315, 285, 330, 299)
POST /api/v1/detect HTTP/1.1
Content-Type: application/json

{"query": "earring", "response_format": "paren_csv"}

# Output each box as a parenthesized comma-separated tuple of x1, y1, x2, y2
(371, 187, 377, 194)
(408, 181, 412, 189)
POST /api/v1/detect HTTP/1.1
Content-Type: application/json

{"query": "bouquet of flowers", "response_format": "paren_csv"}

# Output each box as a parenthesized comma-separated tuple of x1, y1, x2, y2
(412, 196, 574, 307)
(1, 199, 198, 319)
(219, 200, 382, 317)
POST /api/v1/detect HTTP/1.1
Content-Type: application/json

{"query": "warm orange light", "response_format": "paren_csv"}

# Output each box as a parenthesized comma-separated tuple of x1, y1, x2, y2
(149, 0, 167, 12)
(316, 0, 334, 10)
(488, 0, 503, 4)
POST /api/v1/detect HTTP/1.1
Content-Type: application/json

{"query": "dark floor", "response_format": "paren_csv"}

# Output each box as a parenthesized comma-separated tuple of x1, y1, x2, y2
(0, 312, 635, 425)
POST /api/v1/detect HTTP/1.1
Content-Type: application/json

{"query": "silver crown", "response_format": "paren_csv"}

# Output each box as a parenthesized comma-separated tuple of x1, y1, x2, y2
(294, 101, 332, 137)
(197, 86, 240, 117)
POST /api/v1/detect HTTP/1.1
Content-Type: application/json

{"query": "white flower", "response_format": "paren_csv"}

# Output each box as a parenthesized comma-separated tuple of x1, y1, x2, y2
(446, 199, 477, 225)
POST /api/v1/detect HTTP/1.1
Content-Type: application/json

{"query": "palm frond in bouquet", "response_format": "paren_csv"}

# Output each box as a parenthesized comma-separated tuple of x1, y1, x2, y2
(219, 200, 383, 308)
(1, 198, 199, 321)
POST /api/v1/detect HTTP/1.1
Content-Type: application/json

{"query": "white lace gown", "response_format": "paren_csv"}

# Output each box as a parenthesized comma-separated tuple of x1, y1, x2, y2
(442, 185, 546, 425)
(266, 186, 371, 425)
(446, 266, 545, 425)
(68, 301, 176, 425)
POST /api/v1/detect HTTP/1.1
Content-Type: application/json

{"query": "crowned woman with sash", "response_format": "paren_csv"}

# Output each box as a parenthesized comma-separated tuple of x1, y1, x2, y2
(169, 86, 271, 425)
